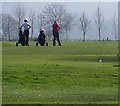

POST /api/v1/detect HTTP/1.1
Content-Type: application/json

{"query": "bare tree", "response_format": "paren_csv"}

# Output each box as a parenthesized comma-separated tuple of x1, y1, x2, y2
(112, 17, 118, 41)
(63, 12, 75, 40)
(14, 3, 25, 31)
(37, 13, 46, 29)
(2, 13, 18, 41)
(95, 6, 104, 41)
(29, 9, 36, 40)
(43, 3, 66, 26)
(42, 3, 74, 39)
(79, 12, 91, 41)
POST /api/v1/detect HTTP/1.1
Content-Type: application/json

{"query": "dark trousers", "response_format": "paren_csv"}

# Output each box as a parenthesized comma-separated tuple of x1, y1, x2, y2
(53, 31, 61, 46)
(24, 30, 29, 46)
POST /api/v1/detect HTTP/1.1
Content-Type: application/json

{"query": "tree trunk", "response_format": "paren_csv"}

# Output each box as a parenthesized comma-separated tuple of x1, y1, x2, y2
(83, 32, 85, 41)
(65, 29, 68, 41)
(7, 25, 10, 41)
(99, 27, 101, 41)
(31, 28, 33, 40)
(18, 18, 21, 29)
(115, 31, 117, 41)
(8, 32, 10, 41)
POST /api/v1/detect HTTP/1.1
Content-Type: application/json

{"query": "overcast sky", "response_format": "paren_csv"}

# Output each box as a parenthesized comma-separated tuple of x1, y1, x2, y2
(1, 1, 118, 40)
(2, 2, 118, 20)
(1, 0, 119, 2)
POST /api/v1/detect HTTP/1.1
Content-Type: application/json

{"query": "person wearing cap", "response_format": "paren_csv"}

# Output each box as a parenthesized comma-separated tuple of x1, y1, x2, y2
(21, 18, 31, 46)
(52, 21, 62, 46)
(38, 29, 46, 46)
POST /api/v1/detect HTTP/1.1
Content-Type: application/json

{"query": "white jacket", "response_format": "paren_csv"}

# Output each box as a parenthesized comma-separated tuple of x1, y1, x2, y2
(21, 22, 31, 30)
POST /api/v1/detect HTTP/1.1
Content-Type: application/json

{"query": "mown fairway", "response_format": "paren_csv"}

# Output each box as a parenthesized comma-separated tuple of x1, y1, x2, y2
(2, 41, 118, 104)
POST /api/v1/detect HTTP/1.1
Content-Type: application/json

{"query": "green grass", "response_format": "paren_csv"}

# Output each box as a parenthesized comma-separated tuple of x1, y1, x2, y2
(2, 41, 118, 104)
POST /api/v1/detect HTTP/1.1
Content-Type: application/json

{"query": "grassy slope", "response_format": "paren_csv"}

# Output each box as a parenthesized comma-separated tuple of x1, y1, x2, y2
(2, 41, 118, 104)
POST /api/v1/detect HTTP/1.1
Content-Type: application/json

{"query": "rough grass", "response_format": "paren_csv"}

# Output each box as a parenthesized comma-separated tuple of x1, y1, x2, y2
(2, 41, 118, 104)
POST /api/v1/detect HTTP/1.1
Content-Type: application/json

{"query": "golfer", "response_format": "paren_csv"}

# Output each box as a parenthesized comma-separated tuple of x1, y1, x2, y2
(52, 21, 62, 46)
(21, 18, 31, 46)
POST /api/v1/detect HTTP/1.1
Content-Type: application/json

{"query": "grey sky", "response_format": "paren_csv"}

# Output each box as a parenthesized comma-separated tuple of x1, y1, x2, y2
(2, 2, 118, 20)
(1, 0, 119, 2)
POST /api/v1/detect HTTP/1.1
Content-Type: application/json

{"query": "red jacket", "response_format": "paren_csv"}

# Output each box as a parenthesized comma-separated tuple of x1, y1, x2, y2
(53, 23, 60, 32)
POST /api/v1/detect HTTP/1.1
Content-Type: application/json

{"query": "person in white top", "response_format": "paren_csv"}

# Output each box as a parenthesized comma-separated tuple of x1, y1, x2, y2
(21, 18, 31, 46)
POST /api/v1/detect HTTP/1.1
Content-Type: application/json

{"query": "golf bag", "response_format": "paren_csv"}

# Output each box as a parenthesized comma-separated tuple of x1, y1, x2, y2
(36, 29, 48, 46)
(16, 28, 25, 46)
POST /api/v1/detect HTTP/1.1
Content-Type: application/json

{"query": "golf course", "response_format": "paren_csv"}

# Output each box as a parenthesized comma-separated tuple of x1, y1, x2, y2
(2, 41, 118, 104)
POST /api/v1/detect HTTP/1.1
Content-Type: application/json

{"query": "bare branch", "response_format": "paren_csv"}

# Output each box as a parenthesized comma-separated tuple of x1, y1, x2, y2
(112, 16, 118, 40)
(29, 9, 36, 39)
(14, 3, 25, 29)
(94, 6, 105, 41)
(2, 13, 18, 40)
(79, 12, 91, 41)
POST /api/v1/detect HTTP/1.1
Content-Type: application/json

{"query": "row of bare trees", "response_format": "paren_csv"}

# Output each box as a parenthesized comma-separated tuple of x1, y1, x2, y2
(2, 14, 18, 41)
(1, 3, 118, 41)
(79, 6, 118, 41)
(79, 6, 105, 41)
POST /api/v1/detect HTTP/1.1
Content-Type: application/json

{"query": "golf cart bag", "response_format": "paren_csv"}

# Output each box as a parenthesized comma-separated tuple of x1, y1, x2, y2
(36, 29, 48, 46)
(16, 28, 25, 46)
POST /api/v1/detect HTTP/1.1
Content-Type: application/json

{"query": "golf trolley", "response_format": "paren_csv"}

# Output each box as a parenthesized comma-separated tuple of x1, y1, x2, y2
(16, 28, 26, 46)
(16, 28, 29, 46)
(36, 41, 48, 46)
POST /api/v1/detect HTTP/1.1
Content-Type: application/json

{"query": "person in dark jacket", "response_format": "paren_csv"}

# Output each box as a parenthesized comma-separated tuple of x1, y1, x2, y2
(52, 21, 62, 46)
(38, 29, 46, 46)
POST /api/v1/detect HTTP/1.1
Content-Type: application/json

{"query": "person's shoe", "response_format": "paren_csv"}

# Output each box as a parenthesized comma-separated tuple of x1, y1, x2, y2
(59, 44, 62, 46)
